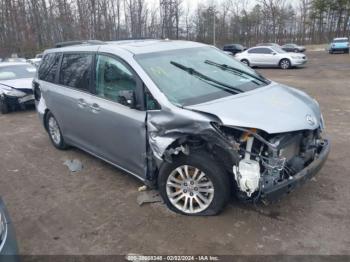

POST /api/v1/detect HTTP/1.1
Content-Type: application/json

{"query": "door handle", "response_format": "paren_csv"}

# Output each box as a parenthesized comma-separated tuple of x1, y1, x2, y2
(77, 98, 88, 108)
(90, 103, 101, 113)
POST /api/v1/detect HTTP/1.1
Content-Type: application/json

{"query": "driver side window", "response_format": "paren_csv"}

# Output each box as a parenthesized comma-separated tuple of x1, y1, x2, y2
(95, 55, 137, 105)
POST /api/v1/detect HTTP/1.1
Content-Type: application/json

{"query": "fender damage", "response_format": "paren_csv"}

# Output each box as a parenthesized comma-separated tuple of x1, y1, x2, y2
(146, 96, 330, 202)
(146, 109, 241, 181)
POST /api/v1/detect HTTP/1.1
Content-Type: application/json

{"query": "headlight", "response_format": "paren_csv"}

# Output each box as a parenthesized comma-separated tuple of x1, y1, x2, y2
(3, 89, 26, 97)
(291, 56, 301, 59)
(320, 114, 326, 131)
(0, 211, 6, 246)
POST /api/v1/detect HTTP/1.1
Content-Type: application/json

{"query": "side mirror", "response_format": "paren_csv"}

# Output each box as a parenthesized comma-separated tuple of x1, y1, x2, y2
(118, 90, 136, 108)
(272, 52, 277, 55)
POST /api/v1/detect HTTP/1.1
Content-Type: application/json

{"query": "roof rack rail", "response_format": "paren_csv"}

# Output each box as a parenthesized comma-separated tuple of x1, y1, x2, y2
(55, 40, 105, 48)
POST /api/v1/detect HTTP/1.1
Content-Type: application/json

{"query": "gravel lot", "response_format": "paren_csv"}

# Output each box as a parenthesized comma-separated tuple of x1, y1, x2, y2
(0, 51, 349, 255)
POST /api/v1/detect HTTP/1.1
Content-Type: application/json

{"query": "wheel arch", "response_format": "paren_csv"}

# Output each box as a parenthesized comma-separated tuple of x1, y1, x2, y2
(155, 133, 239, 186)
(43, 109, 51, 132)
(279, 57, 292, 68)
(241, 58, 250, 66)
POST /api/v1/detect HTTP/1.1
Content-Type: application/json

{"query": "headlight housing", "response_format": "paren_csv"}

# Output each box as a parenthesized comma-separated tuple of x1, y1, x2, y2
(320, 114, 326, 131)
(4, 89, 26, 97)
(0, 211, 7, 247)
(291, 55, 301, 59)
(0, 85, 26, 97)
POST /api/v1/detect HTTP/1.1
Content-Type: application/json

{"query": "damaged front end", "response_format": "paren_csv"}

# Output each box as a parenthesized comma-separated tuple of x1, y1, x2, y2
(216, 125, 330, 202)
(146, 105, 330, 203)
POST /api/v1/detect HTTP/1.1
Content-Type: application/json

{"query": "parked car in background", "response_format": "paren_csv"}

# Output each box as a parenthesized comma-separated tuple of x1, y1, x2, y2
(27, 58, 42, 67)
(3, 58, 27, 63)
(33, 40, 329, 216)
(223, 44, 246, 55)
(235, 46, 307, 69)
(329, 37, 349, 54)
(0, 197, 19, 258)
(256, 43, 281, 48)
(0, 62, 36, 114)
(281, 43, 306, 53)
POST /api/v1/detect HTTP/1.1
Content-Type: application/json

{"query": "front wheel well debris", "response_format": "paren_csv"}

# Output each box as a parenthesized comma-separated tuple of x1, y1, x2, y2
(160, 135, 237, 180)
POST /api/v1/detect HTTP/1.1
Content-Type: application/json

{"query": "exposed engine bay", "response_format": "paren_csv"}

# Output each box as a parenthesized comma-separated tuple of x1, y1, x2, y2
(219, 125, 328, 199)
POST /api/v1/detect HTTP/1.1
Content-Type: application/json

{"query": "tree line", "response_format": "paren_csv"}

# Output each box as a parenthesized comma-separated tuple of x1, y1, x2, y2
(0, 0, 349, 58)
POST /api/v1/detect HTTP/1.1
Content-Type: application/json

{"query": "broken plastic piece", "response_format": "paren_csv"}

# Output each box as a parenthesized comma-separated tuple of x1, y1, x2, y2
(63, 159, 83, 173)
(138, 185, 148, 192)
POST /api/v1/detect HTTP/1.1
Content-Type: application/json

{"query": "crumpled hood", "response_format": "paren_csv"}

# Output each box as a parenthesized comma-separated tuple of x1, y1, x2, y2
(0, 78, 33, 90)
(185, 83, 321, 134)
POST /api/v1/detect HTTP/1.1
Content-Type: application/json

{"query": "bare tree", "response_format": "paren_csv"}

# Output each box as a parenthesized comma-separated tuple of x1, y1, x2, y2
(0, 0, 349, 58)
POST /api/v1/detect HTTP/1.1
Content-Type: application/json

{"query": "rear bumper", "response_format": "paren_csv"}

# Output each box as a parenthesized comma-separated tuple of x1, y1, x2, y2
(261, 139, 330, 201)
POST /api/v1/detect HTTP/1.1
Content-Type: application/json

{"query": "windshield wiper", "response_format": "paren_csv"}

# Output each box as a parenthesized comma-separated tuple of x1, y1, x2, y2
(204, 60, 270, 85)
(170, 61, 243, 94)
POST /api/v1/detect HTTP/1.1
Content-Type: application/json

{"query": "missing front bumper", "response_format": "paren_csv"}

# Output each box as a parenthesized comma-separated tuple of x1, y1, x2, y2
(260, 139, 330, 202)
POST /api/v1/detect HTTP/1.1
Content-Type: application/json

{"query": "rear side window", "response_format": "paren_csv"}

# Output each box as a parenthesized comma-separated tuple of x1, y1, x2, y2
(248, 48, 271, 54)
(59, 53, 93, 91)
(38, 53, 61, 83)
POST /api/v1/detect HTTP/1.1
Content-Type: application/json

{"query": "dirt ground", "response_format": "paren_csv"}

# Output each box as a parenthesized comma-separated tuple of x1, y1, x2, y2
(0, 51, 349, 255)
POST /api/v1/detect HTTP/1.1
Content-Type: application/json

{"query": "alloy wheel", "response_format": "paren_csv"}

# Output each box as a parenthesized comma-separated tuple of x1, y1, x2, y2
(280, 60, 290, 69)
(48, 116, 61, 145)
(166, 165, 214, 214)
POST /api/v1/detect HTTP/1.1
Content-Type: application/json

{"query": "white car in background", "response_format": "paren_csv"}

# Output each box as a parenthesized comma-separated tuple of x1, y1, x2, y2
(0, 62, 36, 114)
(235, 46, 307, 69)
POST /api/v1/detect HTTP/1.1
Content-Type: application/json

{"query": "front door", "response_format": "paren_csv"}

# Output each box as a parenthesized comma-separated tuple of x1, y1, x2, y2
(88, 54, 147, 178)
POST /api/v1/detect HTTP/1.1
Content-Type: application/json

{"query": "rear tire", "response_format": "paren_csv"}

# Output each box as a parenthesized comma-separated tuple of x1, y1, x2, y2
(158, 151, 231, 216)
(0, 96, 9, 114)
(45, 112, 68, 150)
(279, 59, 291, 69)
(241, 59, 250, 67)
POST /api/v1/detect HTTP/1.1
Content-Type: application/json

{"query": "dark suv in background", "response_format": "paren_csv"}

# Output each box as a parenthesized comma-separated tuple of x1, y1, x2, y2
(223, 44, 246, 55)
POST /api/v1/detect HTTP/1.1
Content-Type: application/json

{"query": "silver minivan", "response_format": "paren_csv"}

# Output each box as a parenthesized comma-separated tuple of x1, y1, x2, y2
(34, 40, 330, 216)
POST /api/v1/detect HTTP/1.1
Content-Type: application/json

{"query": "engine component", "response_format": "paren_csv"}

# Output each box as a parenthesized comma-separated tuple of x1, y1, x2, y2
(233, 137, 260, 197)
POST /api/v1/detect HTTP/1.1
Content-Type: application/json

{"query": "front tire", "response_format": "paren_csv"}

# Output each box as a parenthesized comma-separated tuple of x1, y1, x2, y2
(0, 96, 9, 114)
(45, 112, 68, 150)
(279, 59, 291, 69)
(158, 151, 231, 216)
(241, 59, 250, 67)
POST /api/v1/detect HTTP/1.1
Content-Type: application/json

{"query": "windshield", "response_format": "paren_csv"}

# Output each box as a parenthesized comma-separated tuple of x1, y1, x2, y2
(333, 39, 348, 43)
(136, 47, 269, 106)
(0, 65, 36, 81)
